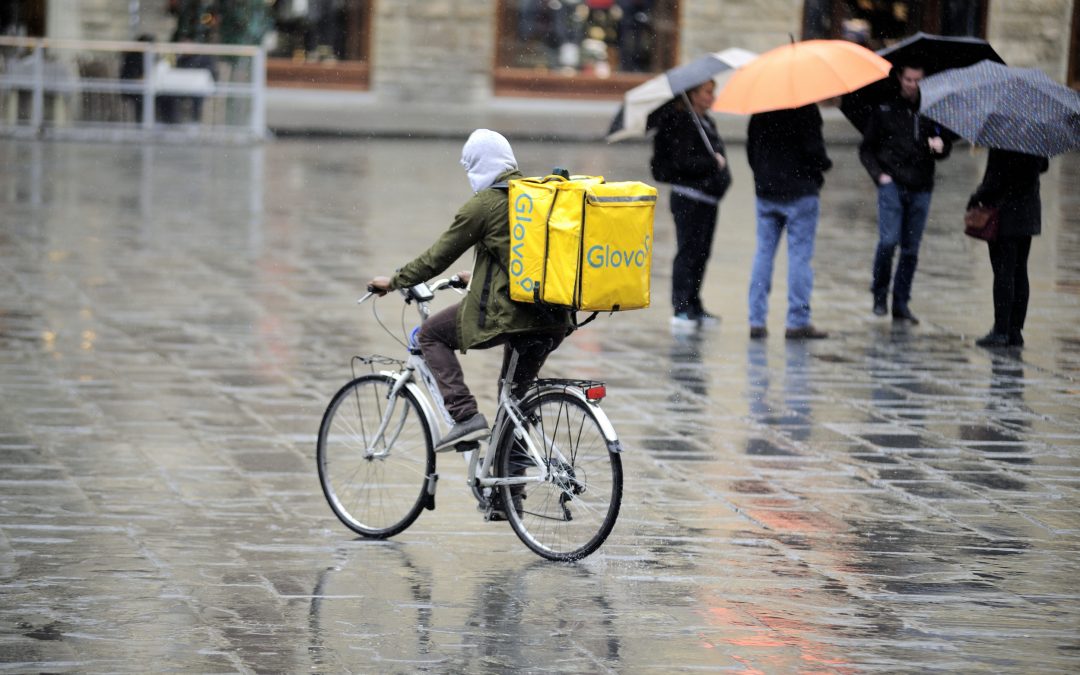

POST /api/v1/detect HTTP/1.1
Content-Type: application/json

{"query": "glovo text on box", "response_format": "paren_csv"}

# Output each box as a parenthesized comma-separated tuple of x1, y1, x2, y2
(511, 190, 538, 297)
(507, 174, 655, 312)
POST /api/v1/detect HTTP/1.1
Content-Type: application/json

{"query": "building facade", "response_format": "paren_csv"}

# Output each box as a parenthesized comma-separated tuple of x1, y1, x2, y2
(4, 0, 1078, 102)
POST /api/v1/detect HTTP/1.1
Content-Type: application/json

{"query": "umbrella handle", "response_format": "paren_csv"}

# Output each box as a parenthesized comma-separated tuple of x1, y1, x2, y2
(681, 91, 724, 168)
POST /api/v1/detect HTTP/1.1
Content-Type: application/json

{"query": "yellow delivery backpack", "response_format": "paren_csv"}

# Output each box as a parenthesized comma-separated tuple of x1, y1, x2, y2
(507, 174, 656, 312)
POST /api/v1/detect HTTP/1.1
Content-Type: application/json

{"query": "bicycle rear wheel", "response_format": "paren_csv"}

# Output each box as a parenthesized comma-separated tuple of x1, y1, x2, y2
(497, 391, 622, 561)
(317, 374, 434, 538)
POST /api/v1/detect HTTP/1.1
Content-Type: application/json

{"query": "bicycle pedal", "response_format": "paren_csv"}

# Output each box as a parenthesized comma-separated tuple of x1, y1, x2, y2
(481, 497, 506, 522)
(455, 440, 481, 453)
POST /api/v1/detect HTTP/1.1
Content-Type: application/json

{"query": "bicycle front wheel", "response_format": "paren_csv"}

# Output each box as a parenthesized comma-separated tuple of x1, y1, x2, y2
(497, 391, 622, 561)
(317, 374, 434, 538)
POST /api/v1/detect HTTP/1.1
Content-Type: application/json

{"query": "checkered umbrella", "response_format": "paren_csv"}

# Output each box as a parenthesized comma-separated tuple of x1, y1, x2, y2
(918, 60, 1080, 157)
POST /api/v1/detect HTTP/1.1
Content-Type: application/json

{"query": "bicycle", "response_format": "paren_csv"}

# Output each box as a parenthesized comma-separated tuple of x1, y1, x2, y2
(316, 276, 624, 561)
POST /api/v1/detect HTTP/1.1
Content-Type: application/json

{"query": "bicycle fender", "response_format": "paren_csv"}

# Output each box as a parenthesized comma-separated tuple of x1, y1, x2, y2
(533, 384, 622, 453)
(379, 370, 444, 450)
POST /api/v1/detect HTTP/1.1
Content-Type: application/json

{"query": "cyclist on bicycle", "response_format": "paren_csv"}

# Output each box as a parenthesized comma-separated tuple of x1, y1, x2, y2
(368, 129, 572, 451)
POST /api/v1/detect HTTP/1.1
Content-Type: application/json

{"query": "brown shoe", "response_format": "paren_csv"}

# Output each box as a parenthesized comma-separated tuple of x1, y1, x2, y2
(749, 326, 768, 339)
(785, 325, 828, 340)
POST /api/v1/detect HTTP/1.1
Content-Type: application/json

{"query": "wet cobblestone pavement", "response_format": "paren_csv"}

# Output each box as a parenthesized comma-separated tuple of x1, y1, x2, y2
(1, 137, 1078, 672)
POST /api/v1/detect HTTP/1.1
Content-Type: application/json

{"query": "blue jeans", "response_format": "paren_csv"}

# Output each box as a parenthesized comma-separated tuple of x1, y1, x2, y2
(748, 195, 819, 329)
(872, 183, 931, 307)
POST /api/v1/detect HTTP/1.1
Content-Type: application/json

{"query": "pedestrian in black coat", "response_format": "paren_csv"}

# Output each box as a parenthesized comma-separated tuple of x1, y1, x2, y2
(649, 79, 732, 330)
(967, 149, 1050, 348)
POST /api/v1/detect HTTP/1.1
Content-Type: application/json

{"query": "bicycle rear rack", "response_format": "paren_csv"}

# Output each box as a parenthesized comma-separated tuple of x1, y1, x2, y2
(530, 378, 607, 401)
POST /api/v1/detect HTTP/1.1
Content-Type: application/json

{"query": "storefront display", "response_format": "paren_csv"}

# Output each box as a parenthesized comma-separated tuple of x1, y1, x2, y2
(263, 0, 370, 89)
(499, 1, 677, 77)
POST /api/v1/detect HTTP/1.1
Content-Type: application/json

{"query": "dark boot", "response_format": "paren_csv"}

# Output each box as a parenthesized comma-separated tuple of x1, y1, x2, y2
(873, 295, 887, 317)
(892, 304, 919, 324)
(976, 332, 1010, 348)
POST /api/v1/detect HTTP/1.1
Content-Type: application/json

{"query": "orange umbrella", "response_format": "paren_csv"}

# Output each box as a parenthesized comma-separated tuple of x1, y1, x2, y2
(712, 39, 891, 114)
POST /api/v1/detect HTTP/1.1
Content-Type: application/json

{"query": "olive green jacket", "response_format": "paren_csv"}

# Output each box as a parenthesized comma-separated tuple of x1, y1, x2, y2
(390, 169, 571, 351)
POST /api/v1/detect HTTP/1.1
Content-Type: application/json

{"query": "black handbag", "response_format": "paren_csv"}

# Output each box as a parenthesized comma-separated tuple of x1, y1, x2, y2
(964, 205, 1000, 242)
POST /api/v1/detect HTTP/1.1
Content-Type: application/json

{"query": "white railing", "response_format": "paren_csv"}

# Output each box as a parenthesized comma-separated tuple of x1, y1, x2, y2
(0, 36, 266, 142)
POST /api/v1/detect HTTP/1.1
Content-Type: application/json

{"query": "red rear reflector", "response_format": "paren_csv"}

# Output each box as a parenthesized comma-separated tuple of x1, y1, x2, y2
(584, 385, 606, 401)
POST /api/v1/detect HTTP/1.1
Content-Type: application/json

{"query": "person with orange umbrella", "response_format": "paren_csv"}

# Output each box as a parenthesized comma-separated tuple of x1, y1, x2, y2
(746, 103, 833, 341)
(859, 61, 952, 324)
(712, 39, 890, 340)
(712, 39, 891, 115)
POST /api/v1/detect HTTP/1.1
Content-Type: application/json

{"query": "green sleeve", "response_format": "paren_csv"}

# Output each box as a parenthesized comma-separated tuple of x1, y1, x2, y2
(390, 197, 487, 289)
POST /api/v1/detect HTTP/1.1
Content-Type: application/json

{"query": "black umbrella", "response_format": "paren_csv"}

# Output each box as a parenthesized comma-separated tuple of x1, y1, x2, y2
(840, 32, 1006, 133)
(918, 60, 1080, 157)
(878, 31, 1004, 73)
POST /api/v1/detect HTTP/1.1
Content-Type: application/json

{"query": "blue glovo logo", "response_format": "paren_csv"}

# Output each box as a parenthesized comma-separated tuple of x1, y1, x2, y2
(586, 234, 651, 269)
(511, 192, 536, 293)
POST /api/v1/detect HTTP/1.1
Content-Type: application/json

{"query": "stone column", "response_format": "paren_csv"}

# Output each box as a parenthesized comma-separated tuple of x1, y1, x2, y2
(680, 0, 799, 61)
(985, 0, 1073, 81)
(371, 0, 494, 104)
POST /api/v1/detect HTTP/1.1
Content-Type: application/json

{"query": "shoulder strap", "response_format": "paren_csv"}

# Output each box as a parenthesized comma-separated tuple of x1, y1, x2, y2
(572, 312, 599, 329)
(486, 178, 596, 330)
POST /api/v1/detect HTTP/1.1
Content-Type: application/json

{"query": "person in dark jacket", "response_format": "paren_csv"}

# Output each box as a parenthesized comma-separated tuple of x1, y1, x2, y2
(368, 130, 571, 451)
(746, 104, 833, 340)
(650, 78, 732, 330)
(967, 149, 1049, 348)
(859, 64, 952, 324)
(119, 34, 155, 123)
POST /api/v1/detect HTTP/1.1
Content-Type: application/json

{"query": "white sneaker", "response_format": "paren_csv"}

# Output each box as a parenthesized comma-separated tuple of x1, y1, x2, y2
(670, 313, 699, 332)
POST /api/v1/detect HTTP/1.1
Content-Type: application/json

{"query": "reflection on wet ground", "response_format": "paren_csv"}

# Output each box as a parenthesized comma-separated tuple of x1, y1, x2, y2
(0, 138, 1078, 671)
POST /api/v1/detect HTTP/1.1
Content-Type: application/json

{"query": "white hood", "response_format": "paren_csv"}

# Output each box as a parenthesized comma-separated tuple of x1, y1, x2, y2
(460, 129, 517, 193)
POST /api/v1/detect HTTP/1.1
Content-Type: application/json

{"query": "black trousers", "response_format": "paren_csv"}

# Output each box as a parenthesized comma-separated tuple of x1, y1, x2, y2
(670, 193, 718, 316)
(417, 303, 565, 423)
(987, 236, 1032, 338)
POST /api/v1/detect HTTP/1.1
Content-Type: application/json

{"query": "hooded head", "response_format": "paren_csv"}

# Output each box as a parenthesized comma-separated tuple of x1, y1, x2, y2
(460, 129, 517, 193)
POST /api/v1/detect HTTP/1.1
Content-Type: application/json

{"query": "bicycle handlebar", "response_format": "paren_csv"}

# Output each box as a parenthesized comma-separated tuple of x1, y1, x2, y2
(358, 275, 466, 305)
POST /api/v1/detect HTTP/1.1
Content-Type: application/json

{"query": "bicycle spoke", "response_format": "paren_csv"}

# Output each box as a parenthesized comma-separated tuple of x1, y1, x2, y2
(498, 390, 621, 561)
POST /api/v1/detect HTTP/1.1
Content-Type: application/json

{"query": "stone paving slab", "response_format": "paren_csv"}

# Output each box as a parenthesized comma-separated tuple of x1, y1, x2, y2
(0, 138, 1078, 672)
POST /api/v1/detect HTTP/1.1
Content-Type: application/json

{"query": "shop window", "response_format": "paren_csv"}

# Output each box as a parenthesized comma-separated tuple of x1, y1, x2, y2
(495, 1, 680, 99)
(166, 0, 370, 89)
(0, 0, 45, 37)
(803, 0, 987, 49)
(265, 0, 371, 90)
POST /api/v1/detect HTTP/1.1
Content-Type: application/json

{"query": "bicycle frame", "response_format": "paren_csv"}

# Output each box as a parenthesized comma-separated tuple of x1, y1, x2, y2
(358, 280, 620, 494)
(375, 347, 558, 492)
(467, 349, 622, 491)
(469, 349, 552, 489)
(361, 358, 440, 460)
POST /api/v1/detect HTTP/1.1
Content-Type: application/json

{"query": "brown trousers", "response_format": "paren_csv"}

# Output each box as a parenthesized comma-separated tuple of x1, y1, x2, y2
(417, 303, 566, 423)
